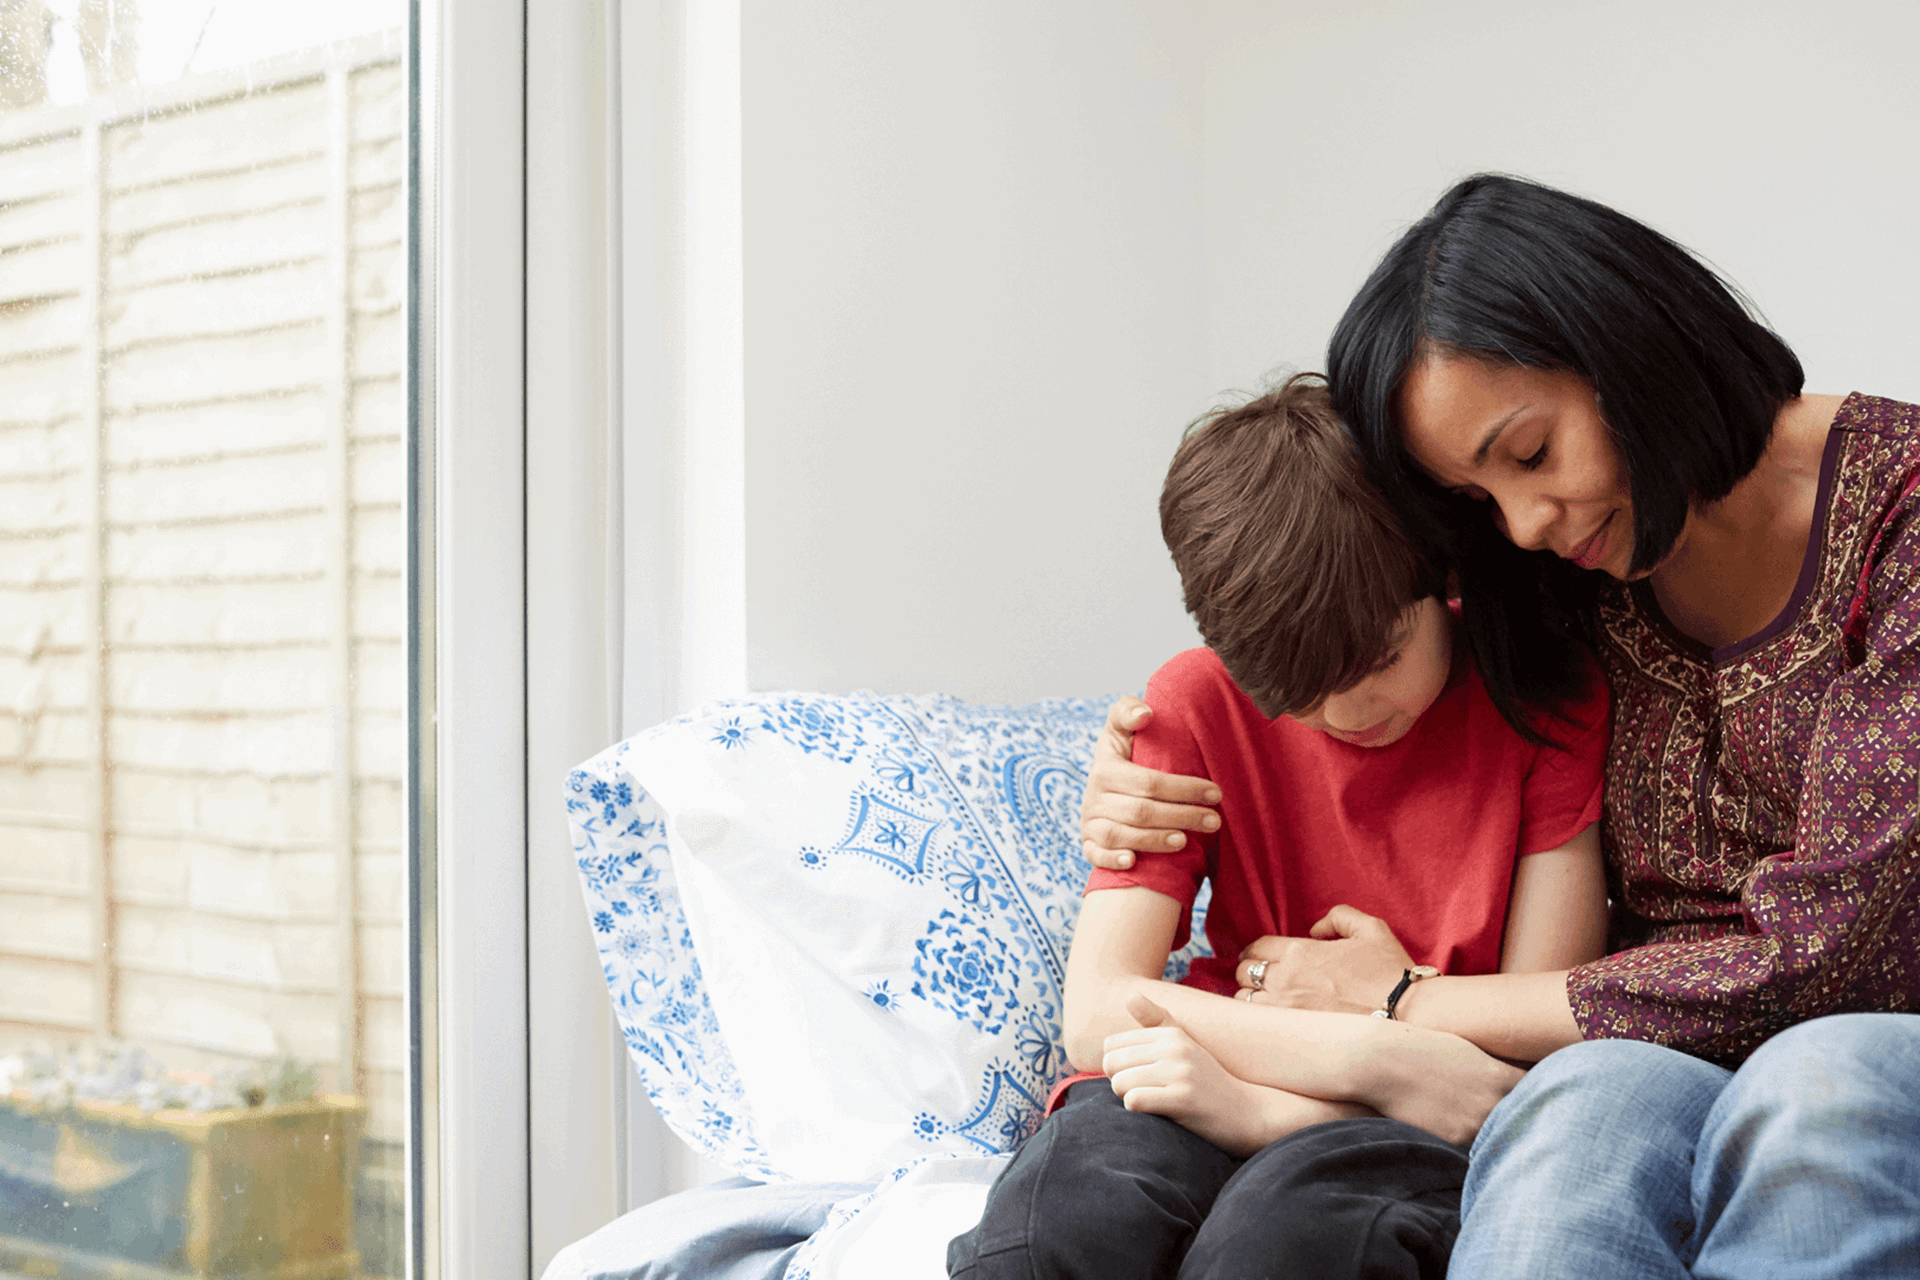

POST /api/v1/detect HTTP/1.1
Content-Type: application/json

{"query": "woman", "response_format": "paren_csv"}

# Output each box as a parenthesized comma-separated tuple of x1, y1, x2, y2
(1081, 175, 1920, 1277)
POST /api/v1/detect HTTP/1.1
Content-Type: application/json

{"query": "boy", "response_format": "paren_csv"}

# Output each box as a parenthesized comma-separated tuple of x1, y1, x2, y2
(948, 373, 1610, 1279)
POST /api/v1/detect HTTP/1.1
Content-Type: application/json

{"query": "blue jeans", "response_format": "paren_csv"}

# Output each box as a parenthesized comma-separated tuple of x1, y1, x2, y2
(1450, 1013, 1920, 1279)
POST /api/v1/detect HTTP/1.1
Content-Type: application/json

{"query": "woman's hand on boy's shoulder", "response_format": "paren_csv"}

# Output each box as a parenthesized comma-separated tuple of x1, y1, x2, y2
(1080, 696, 1222, 871)
(1233, 906, 1414, 1017)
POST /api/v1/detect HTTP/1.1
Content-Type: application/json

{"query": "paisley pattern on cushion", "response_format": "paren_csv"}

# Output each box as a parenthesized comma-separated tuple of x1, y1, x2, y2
(567, 692, 1213, 1180)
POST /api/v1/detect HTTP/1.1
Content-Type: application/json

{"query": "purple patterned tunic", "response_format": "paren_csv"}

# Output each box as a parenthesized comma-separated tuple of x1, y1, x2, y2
(1569, 394, 1920, 1065)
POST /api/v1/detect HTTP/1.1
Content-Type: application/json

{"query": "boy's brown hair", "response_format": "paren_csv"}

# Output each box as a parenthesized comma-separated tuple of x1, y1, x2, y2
(1160, 372, 1441, 719)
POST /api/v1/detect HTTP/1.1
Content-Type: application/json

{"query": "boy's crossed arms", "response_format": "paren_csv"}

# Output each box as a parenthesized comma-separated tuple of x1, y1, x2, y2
(1070, 818, 1605, 1159)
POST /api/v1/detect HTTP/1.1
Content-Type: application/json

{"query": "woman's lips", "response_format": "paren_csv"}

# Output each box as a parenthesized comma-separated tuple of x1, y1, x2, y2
(1567, 513, 1614, 570)
(1335, 721, 1394, 746)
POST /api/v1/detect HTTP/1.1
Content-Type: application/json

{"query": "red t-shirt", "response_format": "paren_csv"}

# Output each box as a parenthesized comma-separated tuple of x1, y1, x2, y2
(1087, 628, 1609, 995)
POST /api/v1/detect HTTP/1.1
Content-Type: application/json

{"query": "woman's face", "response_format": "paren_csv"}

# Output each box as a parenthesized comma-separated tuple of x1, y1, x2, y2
(1397, 355, 1645, 580)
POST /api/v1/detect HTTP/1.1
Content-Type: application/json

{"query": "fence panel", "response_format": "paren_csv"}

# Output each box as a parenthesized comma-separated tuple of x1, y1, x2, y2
(0, 41, 409, 1160)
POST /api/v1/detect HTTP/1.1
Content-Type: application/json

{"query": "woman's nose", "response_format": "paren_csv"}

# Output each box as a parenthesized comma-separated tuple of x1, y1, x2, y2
(1495, 491, 1557, 551)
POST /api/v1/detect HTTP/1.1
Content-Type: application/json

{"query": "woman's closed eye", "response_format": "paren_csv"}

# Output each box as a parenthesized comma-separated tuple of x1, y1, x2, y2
(1517, 441, 1549, 471)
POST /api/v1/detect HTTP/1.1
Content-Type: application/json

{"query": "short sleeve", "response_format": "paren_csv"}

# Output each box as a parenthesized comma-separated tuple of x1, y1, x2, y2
(1083, 655, 1213, 948)
(1516, 660, 1611, 855)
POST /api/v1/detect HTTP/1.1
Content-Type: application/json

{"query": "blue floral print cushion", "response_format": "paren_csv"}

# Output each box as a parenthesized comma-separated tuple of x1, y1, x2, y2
(566, 692, 1212, 1182)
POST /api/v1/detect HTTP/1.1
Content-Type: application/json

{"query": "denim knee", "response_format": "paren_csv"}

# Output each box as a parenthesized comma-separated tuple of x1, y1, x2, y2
(1691, 1013, 1920, 1280)
(1470, 1036, 1729, 1165)
(1453, 1039, 1731, 1280)
(1698, 1012, 1920, 1195)
(1704, 1011, 1920, 1128)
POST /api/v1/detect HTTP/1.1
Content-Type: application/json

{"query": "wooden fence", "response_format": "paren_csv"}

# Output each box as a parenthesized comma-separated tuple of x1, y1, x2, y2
(0, 33, 408, 1146)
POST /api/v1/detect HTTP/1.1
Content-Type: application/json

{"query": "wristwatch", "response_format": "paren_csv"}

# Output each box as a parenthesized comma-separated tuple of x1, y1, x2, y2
(1372, 965, 1441, 1020)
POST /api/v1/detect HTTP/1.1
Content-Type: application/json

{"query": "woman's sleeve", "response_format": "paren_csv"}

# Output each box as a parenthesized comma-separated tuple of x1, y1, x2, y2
(1568, 474, 1920, 1065)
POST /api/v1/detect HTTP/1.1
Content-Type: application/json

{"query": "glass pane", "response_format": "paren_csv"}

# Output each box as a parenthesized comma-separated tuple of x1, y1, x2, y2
(0, 4, 410, 1276)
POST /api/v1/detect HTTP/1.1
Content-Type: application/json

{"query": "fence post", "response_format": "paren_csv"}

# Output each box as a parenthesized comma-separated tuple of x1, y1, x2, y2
(326, 62, 364, 1104)
(78, 105, 115, 1041)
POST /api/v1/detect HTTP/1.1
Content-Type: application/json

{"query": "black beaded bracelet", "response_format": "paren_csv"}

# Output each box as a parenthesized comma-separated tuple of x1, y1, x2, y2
(1371, 965, 1441, 1020)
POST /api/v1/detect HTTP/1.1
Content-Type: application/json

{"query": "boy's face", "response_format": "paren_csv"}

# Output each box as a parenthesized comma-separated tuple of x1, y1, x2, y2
(1285, 597, 1451, 748)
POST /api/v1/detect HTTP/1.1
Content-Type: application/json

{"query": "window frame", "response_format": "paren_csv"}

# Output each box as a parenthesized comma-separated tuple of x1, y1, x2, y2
(416, 0, 648, 1273)
(414, 0, 535, 1271)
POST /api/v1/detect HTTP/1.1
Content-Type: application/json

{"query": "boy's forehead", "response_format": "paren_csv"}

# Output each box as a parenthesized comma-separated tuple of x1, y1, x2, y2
(1285, 603, 1425, 713)
(1380, 601, 1425, 643)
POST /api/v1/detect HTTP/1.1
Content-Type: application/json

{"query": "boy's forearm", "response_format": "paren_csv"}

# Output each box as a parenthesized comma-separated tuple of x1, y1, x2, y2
(1065, 972, 1162, 1071)
(1112, 976, 1385, 1104)
(1100, 975, 1523, 1145)
(1241, 1078, 1374, 1144)
(1062, 885, 1187, 1072)
(1199, 1077, 1375, 1158)
(1130, 976, 1528, 1146)
(1070, 971, 1379, 1099)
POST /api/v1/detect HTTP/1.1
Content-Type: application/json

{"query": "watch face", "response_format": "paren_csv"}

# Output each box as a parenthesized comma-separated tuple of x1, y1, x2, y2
(1412, 965, 1441, 979)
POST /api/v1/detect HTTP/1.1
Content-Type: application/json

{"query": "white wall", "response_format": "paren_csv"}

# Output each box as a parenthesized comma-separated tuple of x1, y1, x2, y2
(1197, 0, 1920, 402)
(729, 0, 1920, 710)
(741, 1, 1210, 705)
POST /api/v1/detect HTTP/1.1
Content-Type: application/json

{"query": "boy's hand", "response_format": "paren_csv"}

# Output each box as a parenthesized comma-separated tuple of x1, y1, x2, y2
(1233, 906, 1415, 1017)
(1080, 698, 1222, 871)
(1102, 994, 1351, 1158)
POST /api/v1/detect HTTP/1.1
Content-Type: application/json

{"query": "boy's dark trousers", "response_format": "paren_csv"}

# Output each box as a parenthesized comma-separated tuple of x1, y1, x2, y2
(947, 1079, 1468, 1280)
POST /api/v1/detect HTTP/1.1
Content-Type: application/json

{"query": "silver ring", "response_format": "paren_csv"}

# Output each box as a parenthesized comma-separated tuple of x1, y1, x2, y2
(1247, 959, 1270, 990)
(1238, 987, 1254, 1002)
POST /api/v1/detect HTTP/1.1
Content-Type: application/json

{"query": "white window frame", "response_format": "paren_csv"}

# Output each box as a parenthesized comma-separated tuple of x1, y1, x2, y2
(418, 0, 536, 1268)
(425, 0, 746, 1270)
(524, 0, 656, 1267)
(421, 0, 675, 1274)
(418, 0, 546, 1271)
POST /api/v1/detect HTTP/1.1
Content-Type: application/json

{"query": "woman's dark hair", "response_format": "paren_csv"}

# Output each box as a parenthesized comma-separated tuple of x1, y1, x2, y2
(1327, 174, 1804, 736)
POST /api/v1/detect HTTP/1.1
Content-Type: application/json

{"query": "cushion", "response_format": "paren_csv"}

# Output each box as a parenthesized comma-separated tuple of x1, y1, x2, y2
(539, 1175, 869, 1280)
(565, 692, 1212, 1182)
(787, 1155, 1010, 1280)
